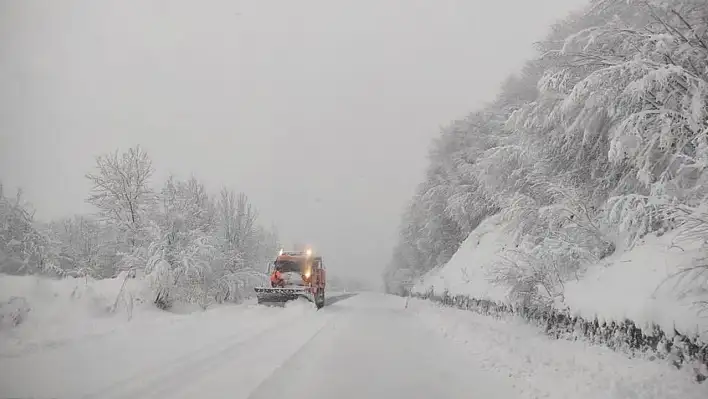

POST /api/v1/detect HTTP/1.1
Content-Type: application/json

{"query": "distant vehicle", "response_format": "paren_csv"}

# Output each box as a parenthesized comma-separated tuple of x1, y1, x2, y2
(254, 248, 326, 309)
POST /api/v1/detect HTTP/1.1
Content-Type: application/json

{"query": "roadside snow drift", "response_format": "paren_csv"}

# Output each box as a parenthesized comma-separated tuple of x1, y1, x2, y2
(412, 215, 708, 340)
(0, 275, 324, 399)
(411, 299, 708, 399)
(563, 228, 708, 340)
(0, 273, 156, 357)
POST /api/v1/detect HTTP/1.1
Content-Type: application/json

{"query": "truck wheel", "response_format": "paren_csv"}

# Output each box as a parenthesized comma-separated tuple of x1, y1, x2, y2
(315, 290, 325, 309)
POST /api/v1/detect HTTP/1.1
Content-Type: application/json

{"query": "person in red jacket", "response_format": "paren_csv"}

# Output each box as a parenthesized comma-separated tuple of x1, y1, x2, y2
(270, 269, 285, 288)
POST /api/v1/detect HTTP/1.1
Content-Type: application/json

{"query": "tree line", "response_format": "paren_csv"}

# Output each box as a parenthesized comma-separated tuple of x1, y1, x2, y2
(385, 0, 708, 313)
(0, 145, 279, 309)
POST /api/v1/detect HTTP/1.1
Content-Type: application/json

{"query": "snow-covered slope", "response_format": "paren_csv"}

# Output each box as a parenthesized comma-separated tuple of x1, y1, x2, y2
(411, 214, 511, 302)
(0, 273, 156, 356)
(563, 229, 708, 340)
(412, 215, 708, 339)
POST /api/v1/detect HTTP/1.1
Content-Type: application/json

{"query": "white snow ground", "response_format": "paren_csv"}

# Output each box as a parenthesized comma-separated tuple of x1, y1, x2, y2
(410, 298, 708, 399)
(1, 289, 707, 399)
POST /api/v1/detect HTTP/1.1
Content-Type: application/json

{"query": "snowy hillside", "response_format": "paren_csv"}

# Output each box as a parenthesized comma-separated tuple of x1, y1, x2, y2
(385, 0, 708, 367)
(412, 215, 708, 340)
(411, 215, 510, 302)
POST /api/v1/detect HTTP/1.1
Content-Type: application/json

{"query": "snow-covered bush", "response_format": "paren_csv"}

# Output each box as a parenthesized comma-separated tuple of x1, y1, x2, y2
(0, 184, 61, 276)
(136, 176, 273, 309)
(44, 216, 122, 279)
(656, 204, 708, 317)
(0, 296, 30, 329)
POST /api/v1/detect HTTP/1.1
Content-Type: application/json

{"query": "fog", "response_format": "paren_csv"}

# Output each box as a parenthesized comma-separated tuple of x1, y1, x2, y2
(1, 0, 587, 288)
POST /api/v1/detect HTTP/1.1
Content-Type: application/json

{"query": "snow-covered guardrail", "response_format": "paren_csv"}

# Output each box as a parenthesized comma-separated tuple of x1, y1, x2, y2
(411, 290, 708, 383)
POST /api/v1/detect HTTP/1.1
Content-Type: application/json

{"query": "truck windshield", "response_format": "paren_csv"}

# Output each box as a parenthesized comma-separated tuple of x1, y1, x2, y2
(274, 260, 302, 273)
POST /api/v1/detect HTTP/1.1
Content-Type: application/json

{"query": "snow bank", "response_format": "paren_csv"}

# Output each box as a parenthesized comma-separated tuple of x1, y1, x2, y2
(0, 294, 323, 399)
(411, 299, 708, 399)
(411, 214, 511, 302)
(413, 215, 708, 340)
(0, 272, 328, 359)
(0, 273, 156, 356)
(563, 229, 708, 340)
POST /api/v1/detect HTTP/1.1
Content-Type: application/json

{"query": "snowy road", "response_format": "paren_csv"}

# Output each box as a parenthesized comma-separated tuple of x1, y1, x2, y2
(1, 292, 706, 399)
(247, 294, 514, 399)
(0, 293, 513, 399)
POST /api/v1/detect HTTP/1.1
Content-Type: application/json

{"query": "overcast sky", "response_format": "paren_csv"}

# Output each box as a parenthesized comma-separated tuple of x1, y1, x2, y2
(1, 0, 587, 287)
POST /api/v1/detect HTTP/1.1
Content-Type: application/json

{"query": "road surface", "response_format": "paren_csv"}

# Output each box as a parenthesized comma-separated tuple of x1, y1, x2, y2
(247, 293, 514, 399)
(3, 292, 706, 399)
(0, 293, 515, 399)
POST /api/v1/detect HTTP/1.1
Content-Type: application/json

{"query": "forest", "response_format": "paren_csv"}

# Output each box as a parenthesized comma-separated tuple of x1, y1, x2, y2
(384, 0, 708, 313)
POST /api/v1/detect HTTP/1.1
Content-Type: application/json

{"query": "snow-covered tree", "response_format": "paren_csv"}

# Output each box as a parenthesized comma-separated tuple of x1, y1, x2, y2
(215, 189, 258, 271)
(45, 215, 120, 278)
(210, 189, 269, 303)
(142, 175, 216, 308)
(85, 145, 155, 249)
(387, 0, 708, 315)
(134, 179, 276, 308)
(2, 142, 280, 312)
(660, 203, 708, 315)
(0, 184, 60, 275)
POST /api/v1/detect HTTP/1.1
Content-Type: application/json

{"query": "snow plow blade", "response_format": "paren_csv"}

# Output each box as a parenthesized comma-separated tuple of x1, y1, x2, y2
(254, 287, 313, 306)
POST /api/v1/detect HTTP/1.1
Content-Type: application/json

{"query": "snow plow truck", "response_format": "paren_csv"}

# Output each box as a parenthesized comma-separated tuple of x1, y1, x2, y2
(254, 249, 326, 309)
